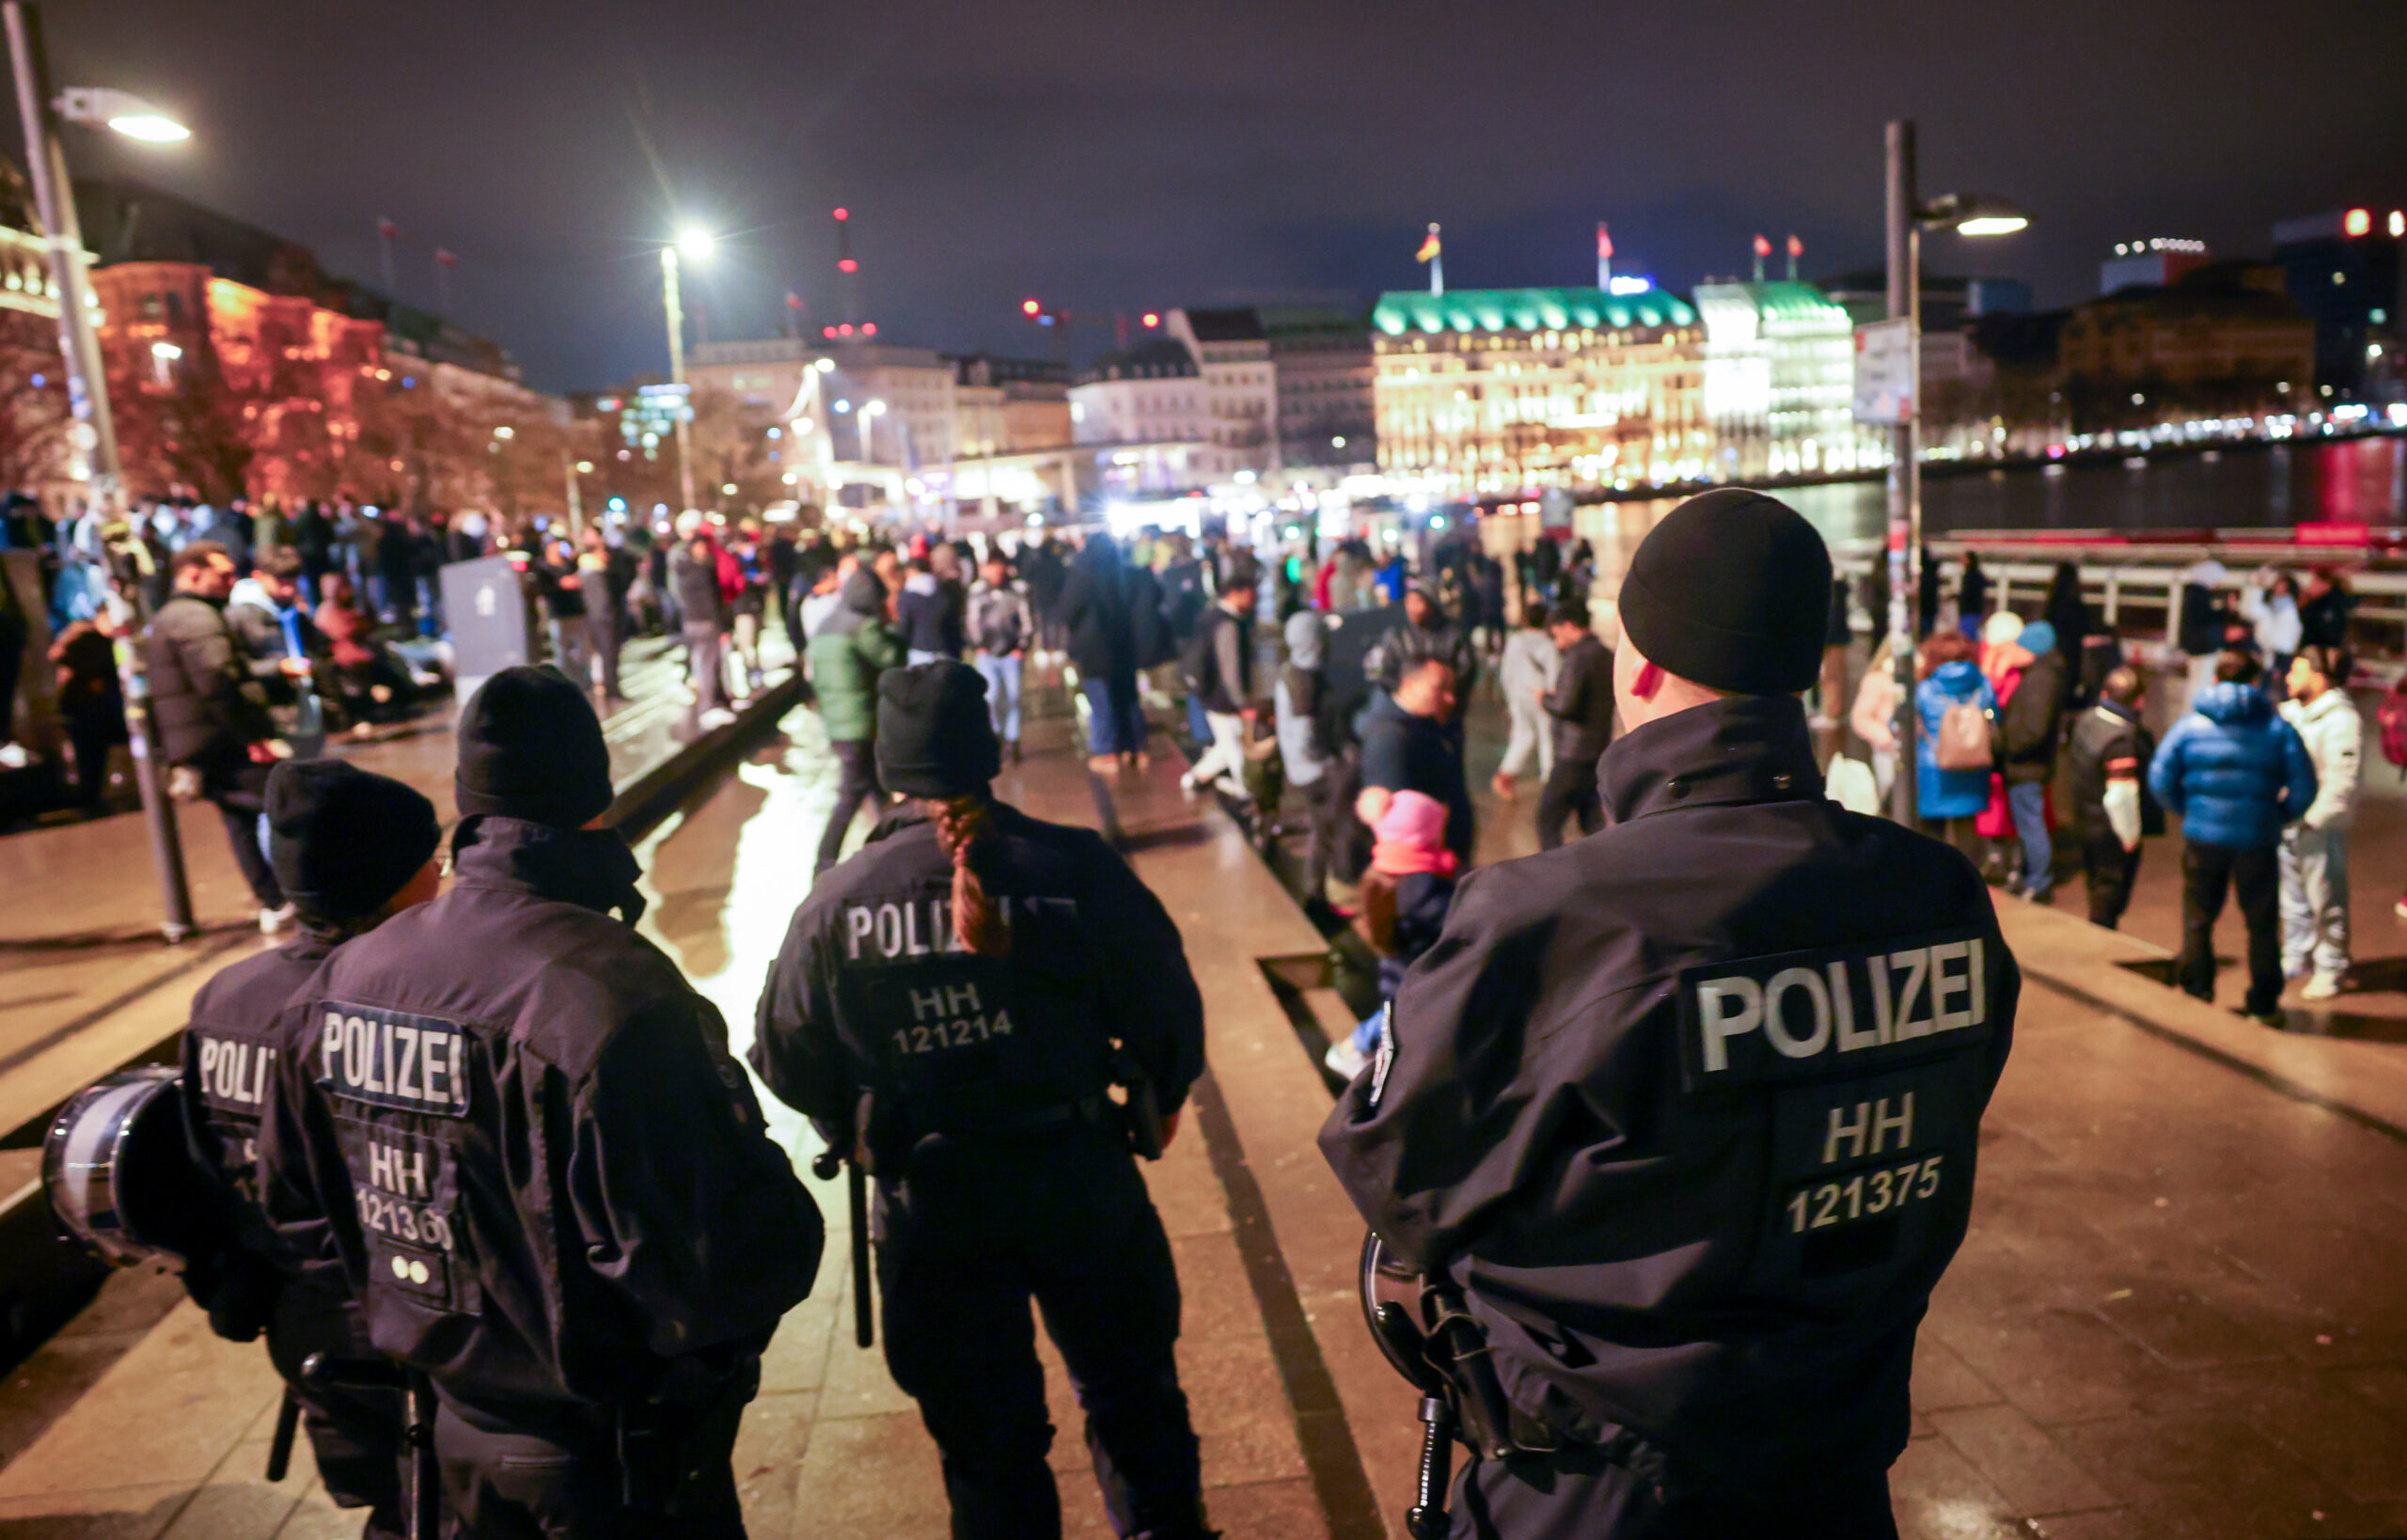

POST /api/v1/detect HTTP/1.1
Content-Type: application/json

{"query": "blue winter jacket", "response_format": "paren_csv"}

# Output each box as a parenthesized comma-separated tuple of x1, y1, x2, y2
(2147, 682, 2318, 851)
(1914, 661, 1996, 819)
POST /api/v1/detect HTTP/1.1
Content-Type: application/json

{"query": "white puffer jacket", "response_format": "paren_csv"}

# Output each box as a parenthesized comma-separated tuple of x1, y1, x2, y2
(2279, 687, 2363, 831)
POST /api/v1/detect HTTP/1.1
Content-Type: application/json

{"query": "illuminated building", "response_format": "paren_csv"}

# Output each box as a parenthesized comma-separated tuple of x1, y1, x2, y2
(1160, 307, 1279, 474)
(1371, 287, 1707, 494)
(950, 354, 1072, 457)
(2273, 209, 2403, 401)
(75, 180, 548, 503)
(1692, 280, 1868, 479)
(689, 338, 958, 465)
(1070, 338, 1217, 496)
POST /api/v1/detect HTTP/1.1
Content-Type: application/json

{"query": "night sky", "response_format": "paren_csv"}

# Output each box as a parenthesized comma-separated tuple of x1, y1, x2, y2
(34, 0, 2406, 393)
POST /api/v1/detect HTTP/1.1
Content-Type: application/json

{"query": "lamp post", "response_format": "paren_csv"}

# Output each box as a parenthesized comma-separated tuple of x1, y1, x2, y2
(661, 227, 713, 513)
(1881, 118, 2028, 825)
(6, 1, 199, 940)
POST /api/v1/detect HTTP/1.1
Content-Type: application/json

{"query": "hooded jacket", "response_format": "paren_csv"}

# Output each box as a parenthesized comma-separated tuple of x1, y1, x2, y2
(2278, 687, 2362, 832)
(2148, 682, 2318, 850)
(808, 571, 903, 743)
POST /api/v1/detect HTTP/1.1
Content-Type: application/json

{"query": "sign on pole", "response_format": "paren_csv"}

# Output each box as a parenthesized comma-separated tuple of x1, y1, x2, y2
(1852, 319, 1913, 425)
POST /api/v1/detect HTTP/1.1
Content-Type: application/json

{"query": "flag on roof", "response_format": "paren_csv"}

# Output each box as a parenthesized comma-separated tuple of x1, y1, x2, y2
(1416, 227, 1441, 263)
(376, 217, 398, 240)
(1597, 223, 1613, 260)
(1787, 234, 1804, 259)
(434, 248, 460, 267)
(1753, 234, 1772, 258)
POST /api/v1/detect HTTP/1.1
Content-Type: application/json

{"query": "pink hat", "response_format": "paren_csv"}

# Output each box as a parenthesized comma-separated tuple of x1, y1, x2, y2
(1373, 790, 1449, 853)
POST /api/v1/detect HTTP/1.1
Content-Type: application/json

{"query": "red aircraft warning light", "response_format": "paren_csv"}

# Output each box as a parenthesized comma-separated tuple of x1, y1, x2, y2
(1022, 298, 1042, 317)
(1141, 311, 1160, 328)
(833, 207, 850, 222)
(838, 258, 858, 273)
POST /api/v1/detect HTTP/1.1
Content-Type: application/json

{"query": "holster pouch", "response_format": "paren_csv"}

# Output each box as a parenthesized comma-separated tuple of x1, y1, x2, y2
(1113, 1049, 1167, 1161)
(617, 1354, 759, 1514)
(1423, 1284, 1558, 1462)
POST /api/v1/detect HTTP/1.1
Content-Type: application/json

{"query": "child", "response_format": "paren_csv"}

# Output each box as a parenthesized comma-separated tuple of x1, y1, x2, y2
(1325, 790, 1457, 1079)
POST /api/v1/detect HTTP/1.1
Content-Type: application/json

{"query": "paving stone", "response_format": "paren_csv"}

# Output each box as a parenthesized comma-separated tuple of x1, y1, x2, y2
(784, 1410, 950, 1540)
(1911, 1335, 2004, 1413)
(2088, 1280, 2288, 1371)
(2187, 1361, 2407, 1504)
(733, 1391, 816, 1539)
(1889, 1435, 2027, 1540)
(1927, 1404, 2116, 1516)
(1169, 1230, 1262, 1346)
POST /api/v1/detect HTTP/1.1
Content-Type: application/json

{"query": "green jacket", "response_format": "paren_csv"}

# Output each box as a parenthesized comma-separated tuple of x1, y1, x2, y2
(808, 578, 901, 743)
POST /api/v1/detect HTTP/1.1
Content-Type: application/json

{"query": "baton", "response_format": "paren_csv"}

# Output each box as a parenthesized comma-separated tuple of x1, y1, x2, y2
(263, 1389, 300, 1483)
(811, 1148, 874, 1349)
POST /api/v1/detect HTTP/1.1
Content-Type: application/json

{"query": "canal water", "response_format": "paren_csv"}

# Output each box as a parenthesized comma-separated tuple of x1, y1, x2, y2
(1781, 434, 2407, 546)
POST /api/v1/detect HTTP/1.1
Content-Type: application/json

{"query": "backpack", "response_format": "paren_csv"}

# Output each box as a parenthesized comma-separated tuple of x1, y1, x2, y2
(2378, 675, 2407, 771)
(1933, 699, 1995, 772)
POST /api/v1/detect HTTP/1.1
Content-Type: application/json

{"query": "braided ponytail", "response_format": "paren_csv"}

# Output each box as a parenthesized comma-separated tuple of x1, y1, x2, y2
(931, 796, 1009, 955)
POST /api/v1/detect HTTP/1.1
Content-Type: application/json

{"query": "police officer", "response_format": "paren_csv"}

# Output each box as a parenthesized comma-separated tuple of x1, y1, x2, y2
(750, 661, 1213, 1540)
(257, 665, 824, 1538)
(1321, 490, 2019, 1539)
(181, 759, 443, 1539)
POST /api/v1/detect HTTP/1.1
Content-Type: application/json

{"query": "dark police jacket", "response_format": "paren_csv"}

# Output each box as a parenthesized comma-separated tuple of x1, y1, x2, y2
(1321, 695, 2016, 1494)
(749, 803, 1204, 1154)
(180, 934, 357, 1328)
(256, 817, 824, 1415)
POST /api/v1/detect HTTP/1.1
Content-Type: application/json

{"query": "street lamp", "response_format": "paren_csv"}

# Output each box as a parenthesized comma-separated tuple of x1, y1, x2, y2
(7, 1, 198, 939)
(860, 398, 887, 464)
(1881, 118, 2029, 825)
(659, 226, 713, 512)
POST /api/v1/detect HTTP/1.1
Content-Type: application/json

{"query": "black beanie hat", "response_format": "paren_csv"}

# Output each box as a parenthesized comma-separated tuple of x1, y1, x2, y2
(876, 661, 1001, 799)
(1615, 488, 1833, 696)
(265, 759, 440, 923)
(454, 666, 614, 829)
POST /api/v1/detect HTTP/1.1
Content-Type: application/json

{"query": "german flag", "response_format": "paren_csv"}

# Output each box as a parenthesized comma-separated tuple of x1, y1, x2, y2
(1416, 228, 1441, 263)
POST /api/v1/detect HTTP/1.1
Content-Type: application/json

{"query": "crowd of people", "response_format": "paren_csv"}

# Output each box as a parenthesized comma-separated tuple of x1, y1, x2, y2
(1845, 548, 2369, 1020)
(35, 470, 2406, 1540)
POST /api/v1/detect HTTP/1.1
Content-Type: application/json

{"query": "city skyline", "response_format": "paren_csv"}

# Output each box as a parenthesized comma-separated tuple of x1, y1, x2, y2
(22, 0, 2404, 393)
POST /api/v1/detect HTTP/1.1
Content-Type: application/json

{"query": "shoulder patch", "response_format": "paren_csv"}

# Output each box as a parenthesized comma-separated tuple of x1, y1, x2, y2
(314, 1001, 472, 1117)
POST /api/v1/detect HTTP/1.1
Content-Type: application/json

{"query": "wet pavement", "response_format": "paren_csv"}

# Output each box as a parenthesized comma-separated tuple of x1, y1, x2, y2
(4, 661, 2407, 1538)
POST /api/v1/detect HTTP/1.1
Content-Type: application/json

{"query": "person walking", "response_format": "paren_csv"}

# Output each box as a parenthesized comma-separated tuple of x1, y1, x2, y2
(145, 542, 293, 931)
(2278, 645, 2361, 1000)
(752, 662, 1213, 1540)
(1534, 597, 1613, 850)
(1489, 604, 1557, 802)
(1996, 620, 2069, 902)
(898, 553, 966, 667)
(810, 567, 904, 877)
(179, 760, 443, 1540)
(968, 552, 1032, 763)
(1276, 611, 1345, 910)
(2148, 651, 2319, 1024)
(1323, 489, 2015, 1538)
(2064, 667, 2158, 930)
(578, 525, 631, 709)
(1179, 561, 1259, 799)
(673, 526, 732, 719)
(1061, 534, 1148, 773)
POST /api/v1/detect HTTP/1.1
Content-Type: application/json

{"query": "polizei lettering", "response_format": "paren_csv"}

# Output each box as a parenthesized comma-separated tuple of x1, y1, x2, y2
(317, 1002, 471, 1117)
(195, 1033, 276, 1112)
(843, 896, 1018, 961)
(1677, 929, 1995, 1088)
